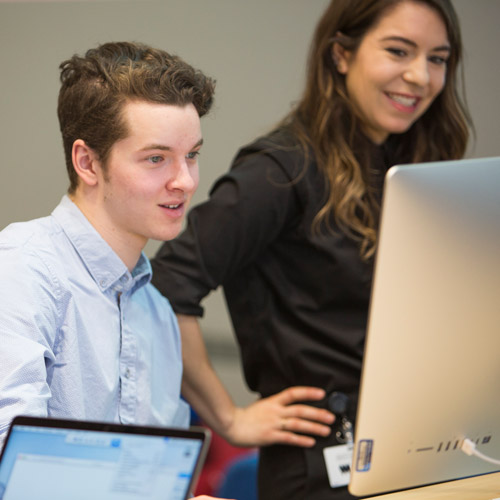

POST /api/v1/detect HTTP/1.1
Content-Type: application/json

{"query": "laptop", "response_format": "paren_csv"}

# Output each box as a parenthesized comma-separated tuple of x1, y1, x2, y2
(0, 415, 210, 500)
(348, 156, 500, 497)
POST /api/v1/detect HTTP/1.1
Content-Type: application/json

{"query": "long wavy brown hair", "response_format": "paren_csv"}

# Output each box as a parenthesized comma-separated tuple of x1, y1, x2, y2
(280, 0, 472, 259)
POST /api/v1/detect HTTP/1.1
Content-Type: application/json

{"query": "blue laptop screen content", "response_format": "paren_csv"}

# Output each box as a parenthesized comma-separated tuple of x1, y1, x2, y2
(0, 425, 202, 500)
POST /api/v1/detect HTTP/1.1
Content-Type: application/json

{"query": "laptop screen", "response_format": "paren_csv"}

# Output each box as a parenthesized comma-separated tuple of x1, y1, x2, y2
(0, 416, 209, 500)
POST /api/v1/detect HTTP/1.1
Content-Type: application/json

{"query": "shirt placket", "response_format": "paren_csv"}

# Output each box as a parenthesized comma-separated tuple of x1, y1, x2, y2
(117, 284, 137, 424)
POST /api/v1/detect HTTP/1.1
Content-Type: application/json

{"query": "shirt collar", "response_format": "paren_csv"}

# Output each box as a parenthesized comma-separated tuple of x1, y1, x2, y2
(51, 195, 152, 292)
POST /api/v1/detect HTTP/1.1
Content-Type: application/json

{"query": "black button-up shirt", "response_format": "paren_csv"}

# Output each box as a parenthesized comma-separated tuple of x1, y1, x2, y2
(152, 130, 392, 418)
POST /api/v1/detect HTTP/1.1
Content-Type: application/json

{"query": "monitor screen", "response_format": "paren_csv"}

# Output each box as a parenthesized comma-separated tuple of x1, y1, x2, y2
(349, 156, 500, 497)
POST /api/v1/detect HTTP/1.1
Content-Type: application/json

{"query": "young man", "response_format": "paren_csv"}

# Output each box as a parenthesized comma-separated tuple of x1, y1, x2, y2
(0, 41, 227, 500)
(0, 42, 333, 490)
(0, 42, 214, 442)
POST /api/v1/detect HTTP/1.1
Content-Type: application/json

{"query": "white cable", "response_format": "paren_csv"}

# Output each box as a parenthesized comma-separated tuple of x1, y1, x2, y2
(461, 438, 500, 466)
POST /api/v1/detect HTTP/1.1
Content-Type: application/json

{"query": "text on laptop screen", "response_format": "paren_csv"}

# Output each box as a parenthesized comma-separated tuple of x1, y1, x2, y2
(0, 424, 203, 500)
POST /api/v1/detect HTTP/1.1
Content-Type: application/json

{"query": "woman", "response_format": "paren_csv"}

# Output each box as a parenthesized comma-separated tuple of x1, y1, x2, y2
(152, 1, 471, 499)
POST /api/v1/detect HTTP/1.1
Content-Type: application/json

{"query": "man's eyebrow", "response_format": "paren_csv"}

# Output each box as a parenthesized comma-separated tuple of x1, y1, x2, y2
(140, 138, 204, 152)
(382, 35, 451, 52)
(191, 138, 204, 149)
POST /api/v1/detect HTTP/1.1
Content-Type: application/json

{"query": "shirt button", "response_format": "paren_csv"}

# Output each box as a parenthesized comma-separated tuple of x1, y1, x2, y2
(124, 368, 132, 379)
(100, 279, 107, 287)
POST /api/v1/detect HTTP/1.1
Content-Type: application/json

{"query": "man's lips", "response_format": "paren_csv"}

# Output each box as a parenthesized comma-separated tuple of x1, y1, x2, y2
(159, 203, 183, 209)
(158, 202, 186, 218)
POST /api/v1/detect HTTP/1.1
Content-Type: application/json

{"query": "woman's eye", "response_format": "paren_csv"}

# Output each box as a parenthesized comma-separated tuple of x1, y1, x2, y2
(429, 55, 448, 66)
(386, 47, 407, 57)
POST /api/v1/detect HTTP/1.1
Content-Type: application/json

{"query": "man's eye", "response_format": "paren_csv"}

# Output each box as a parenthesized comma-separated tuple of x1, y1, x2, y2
(186, 151, 200, 160)
(148, 156, 163, 164)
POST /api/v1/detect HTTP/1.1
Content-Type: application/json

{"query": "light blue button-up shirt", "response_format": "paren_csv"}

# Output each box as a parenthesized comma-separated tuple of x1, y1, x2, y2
(0, 196, 189, 447)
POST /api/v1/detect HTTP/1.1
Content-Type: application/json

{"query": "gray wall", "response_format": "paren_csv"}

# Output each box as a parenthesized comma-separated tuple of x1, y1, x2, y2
(1, 0, 499, 404)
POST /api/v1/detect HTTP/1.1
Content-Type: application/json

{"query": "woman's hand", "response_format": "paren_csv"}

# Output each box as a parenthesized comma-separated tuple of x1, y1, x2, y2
(223, 386, 335, 448)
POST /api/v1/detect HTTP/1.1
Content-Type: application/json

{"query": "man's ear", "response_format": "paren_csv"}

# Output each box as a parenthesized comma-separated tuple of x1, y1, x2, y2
(332, 36, 351, 75)
(72, 139, 100, 187)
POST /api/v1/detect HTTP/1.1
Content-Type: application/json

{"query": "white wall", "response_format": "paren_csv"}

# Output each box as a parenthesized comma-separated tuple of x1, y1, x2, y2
(0, 0, 330, 229)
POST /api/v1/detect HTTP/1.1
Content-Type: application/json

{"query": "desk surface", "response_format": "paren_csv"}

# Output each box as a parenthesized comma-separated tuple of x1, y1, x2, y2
(362, 472, 500, 499)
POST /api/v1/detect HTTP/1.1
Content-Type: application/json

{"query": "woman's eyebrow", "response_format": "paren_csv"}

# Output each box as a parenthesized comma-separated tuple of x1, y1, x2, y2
(381, 35, 451, 53)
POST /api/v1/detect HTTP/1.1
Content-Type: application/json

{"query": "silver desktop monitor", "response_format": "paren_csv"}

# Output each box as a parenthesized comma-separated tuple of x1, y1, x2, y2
(349, 156, 500, 497)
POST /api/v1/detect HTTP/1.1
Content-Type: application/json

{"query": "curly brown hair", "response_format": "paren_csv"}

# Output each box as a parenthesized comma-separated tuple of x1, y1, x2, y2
(57, 41, 215, 193)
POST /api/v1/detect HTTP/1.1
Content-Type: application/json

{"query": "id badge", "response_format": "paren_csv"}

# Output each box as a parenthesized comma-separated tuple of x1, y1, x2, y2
(323, 443, 353, 488)
(324, 393, 354, 488)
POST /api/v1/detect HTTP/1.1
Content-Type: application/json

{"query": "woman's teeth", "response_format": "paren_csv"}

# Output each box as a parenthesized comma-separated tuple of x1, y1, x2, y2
(388, 93, 417, 107)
